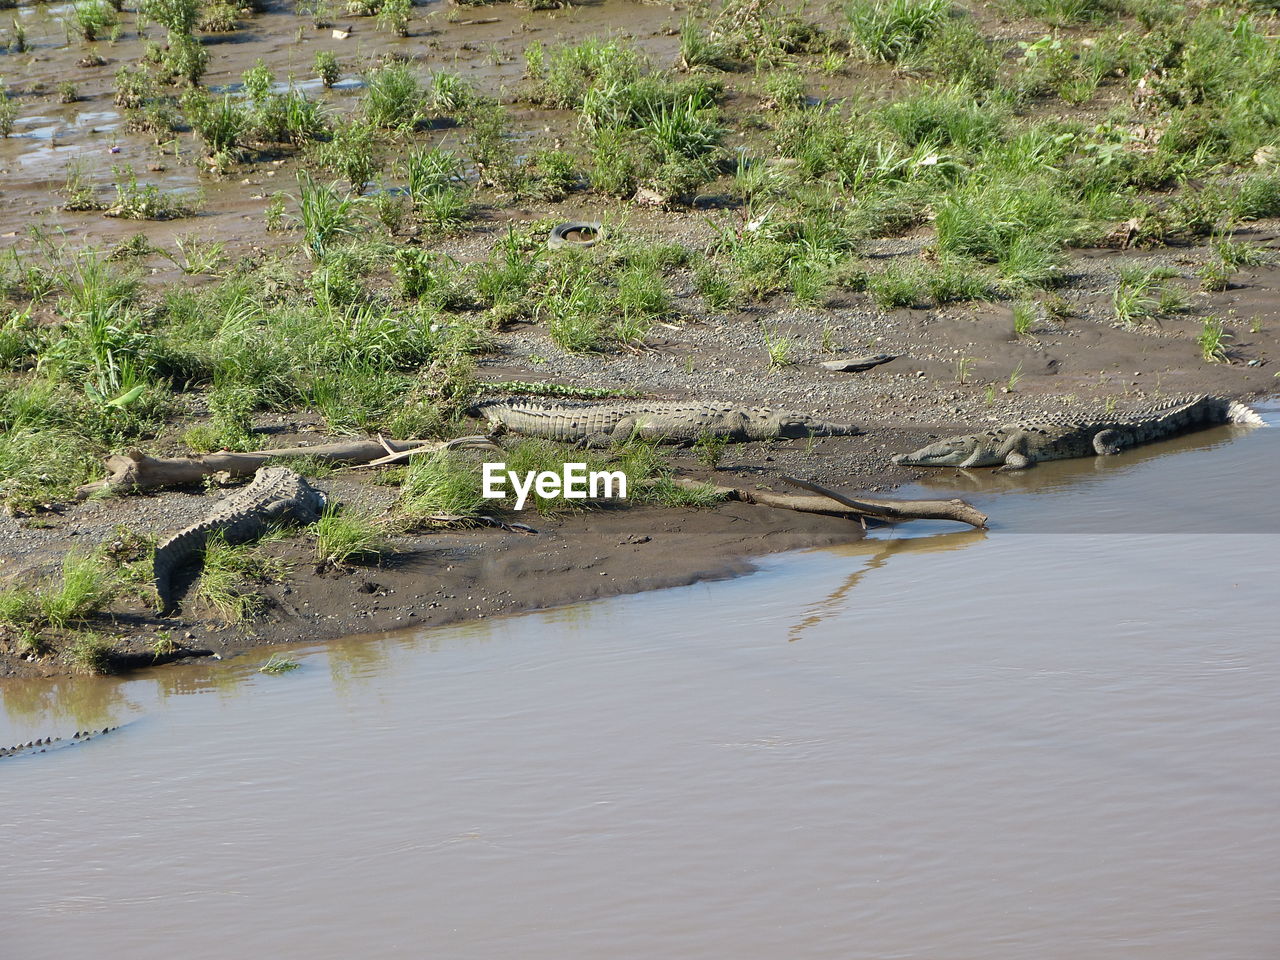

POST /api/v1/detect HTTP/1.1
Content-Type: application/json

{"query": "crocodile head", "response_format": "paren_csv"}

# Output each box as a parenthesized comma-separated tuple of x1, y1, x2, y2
(763, 412, 857, 439)
(893, 434, 995, 468)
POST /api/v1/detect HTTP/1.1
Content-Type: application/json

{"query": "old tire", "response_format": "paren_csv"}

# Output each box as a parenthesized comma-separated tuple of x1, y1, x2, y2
(548, 221, 602, 250)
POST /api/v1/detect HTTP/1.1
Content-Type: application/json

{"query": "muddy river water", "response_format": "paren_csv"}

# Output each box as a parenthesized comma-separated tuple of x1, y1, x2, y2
(3, 405, 1279, 958)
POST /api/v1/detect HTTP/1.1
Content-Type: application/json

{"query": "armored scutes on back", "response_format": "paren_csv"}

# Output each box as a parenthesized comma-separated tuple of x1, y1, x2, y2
(893, 395, 1266, 471)
(153, 466, 326, 612)
(470, 398, 861, 447)
(0, 726, 123, 760)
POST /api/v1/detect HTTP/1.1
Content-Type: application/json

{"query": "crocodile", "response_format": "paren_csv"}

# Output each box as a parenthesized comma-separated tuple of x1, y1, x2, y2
(893, 395, 1266, 471)
(0, 726, 122, 760)
(154, 466, 326, 612)
(469, 399, 861, 447)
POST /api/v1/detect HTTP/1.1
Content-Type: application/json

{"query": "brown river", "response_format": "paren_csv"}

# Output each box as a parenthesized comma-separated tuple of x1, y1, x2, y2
(3, 404, 1279, 959)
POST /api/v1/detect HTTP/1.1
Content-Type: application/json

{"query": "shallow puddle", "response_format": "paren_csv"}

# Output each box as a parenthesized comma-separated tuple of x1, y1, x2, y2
(2, 405, 1278, 958)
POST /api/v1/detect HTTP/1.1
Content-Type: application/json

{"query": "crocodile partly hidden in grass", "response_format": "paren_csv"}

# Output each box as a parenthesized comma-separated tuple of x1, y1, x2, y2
(470, 399, 862, 447)
(0, 726, 123, 760)
(154, 466, 326, 613)
(893, 395, 1267, 471)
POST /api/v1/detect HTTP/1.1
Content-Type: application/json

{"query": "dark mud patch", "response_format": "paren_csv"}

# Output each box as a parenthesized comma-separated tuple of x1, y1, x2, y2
(0, 489, 870, 679)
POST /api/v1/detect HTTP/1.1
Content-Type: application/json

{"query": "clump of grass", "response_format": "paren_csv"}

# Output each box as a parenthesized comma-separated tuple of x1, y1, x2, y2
(310, 120, 381, 193)
(694, 431, 729, 468)
(399, 450, 486, 524)
(260, 653, 300, 674)
(161, 33, 209, 86)
(41, 553, 116, 629)
(0, 86, 15, 138)
(614, 441, 725, 508)
(311, 505, 387, 567)
(315, 50, 341, 88)
(63, 163, 107, 212)
(107, 167, 198, 220)
(375, 0, 410, 34)
(142, 0, 199, 35)
(66, 634, 115, 675)
(71, 0, 118, 41)
(0, 553, 117, 662)
(1197, 316, 1232, 363)
(866, 262, 927, 309)
(846, 0, 953, 63)
(1111, 266, 1182, 326)
(496, 440, 613, 515)
(363, 61, 423, 129)
(195, 533, 288, 622)
(677, 16, 732, 71)
(290, 173, 362, 259)
(6, 21, 28, 57)
(0, 586, 41, 630)
(762, 324, 799, 368)
(1012, 301, 1036, 336)
(198, 0, 239, 30)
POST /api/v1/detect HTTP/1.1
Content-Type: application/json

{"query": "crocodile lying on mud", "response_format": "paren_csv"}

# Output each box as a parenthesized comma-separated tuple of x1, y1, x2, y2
(470, 399, 861, 447)
(894, 395, 1267, 471)
(0, 726, 122, 759)
(154, 466, 326, 612)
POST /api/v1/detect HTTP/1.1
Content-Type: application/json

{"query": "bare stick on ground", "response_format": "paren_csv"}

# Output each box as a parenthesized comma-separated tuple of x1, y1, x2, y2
(76, 437, 499, 498)
(672, 478, 988, 529)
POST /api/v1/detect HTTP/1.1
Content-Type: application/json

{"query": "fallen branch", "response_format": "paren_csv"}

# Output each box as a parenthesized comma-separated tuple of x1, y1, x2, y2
(672, 477, 987, 529)
(780, 476, 988, 528)
(76, 436, 498, 498)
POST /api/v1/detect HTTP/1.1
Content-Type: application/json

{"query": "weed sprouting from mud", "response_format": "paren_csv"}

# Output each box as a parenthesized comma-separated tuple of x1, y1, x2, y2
(311, 505, 388, 567)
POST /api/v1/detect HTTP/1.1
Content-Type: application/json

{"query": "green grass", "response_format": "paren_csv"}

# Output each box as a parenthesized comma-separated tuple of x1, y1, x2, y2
(290, 173, 362, 259)
(1197, 316, 1232, 363)
(259, 653, 300, 674)
(1111, 266, 1183, 326)
(0, 553, 117, 664)
(363, 62, 423, 129)
(41, 553, 116, 629)
(846, 0, 953, 63)
(108, 168, 199, 221)
(399, 450, 487, 523)
(310, 121, 381, 193)
(762, 324, 800, 368)
(66, 633, 115, 674)
(1012, 301, 1036, 336)
(315, 50, 341, 87)
(311, 505, 388, 566)
(71, 0, 117, 40)
(194, 533, 288, 622)
(142, 0, 198, 35)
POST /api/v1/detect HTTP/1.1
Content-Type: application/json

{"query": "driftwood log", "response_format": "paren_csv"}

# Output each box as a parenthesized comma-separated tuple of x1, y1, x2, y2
(75, 436, 498, 499)
(673, 477, 988, 529)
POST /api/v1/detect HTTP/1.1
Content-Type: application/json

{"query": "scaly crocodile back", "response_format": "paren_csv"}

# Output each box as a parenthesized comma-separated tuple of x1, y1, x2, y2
(0, 725, 124, 759)
(470, 398, 859, 444)
(895, 394, 1266, 468)
(153, 467, 325, 612)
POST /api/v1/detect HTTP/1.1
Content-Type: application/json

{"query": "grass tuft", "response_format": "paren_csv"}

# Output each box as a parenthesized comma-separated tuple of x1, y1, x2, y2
(311, 505, 388, 566)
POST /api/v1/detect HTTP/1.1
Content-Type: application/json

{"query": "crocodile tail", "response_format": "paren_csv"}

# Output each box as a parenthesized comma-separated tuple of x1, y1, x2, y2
(465, 398, 505, 418)
(1226, 399, 1267, 426)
